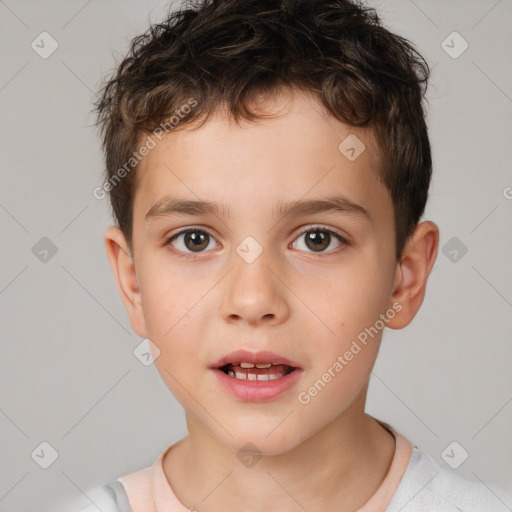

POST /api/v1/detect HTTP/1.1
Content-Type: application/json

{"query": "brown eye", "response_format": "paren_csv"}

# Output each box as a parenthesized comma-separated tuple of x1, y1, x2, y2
(184, 231, 209, 251)
(292, 227, 347, 254)
(304, 230, 330, 252)
(168, 229, 216, 254)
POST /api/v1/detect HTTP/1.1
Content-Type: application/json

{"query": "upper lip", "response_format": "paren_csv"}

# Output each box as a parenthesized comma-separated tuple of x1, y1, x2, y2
(210, 349, 302, 369)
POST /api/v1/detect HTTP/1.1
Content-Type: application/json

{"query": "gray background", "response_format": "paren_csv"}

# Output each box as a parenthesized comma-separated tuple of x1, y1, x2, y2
(0, 0, 511, 511)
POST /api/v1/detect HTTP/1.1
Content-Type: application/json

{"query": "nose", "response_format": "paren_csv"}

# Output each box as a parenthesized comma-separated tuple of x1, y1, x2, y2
(219, 245, 290, 327)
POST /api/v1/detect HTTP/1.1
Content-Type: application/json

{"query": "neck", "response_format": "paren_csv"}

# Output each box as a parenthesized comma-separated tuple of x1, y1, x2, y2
(163, 403, 396, 511)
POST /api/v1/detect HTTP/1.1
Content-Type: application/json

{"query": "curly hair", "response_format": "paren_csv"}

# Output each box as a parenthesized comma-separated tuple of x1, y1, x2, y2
(93, 0, 432, 261)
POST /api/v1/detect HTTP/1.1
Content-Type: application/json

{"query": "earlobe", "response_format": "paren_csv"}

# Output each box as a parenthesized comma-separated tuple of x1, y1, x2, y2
(103, 226, 148, 338)
(386, 221, 439, 330)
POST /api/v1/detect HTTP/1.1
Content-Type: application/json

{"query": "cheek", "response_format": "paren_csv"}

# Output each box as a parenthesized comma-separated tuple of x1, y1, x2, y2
(137, 256, 220, 352)
(296, 334, 378, 422)
(292, 259, 388, 388)
(138, 260, 210, 339)
(292, 258, 388, 335)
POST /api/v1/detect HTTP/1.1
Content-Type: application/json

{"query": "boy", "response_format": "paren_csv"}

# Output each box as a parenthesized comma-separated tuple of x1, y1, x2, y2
(75, 0, 509, 510)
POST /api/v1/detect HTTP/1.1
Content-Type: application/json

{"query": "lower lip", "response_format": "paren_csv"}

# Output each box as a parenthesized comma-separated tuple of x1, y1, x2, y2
(211, 368, 303, 402)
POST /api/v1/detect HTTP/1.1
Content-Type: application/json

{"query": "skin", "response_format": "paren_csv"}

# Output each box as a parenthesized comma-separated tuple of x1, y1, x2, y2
(104, 87, 439, 511)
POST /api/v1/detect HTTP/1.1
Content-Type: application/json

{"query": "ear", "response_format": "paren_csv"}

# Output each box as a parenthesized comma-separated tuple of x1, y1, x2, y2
(104, 226, 148, 338)
(386, 221, 439, 329)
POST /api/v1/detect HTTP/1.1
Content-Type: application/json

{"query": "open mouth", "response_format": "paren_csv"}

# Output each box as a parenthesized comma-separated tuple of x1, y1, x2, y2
(218, 362, 296, 381)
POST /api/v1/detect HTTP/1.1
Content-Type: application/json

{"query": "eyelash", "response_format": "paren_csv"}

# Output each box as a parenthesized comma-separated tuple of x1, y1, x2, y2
(165, 225, 349, 261)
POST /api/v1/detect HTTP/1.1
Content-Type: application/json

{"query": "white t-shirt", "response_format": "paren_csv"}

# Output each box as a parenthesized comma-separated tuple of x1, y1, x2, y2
(68, 422, 511, 512)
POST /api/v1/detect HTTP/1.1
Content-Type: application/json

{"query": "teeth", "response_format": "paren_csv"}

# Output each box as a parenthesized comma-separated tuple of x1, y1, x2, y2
(229, 370, 284, 381)
(239, 362, 274, 368)
(222, 361, 296, 382)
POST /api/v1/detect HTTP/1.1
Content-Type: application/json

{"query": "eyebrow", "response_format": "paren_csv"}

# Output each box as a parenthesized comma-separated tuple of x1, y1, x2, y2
(145, 197, 231, 221)
(145, 195, 370, 222)
(275, 196, 370, 221)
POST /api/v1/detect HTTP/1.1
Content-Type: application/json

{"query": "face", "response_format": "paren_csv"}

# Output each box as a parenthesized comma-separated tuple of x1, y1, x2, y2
(116, 88, 404, 454)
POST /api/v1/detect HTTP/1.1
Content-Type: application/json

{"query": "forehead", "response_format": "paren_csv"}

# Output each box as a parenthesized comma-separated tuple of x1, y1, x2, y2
(132, 88, 391, 225)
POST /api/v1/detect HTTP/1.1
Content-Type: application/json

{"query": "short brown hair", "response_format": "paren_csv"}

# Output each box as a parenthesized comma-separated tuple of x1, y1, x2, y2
(93, 0, 431, 261)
